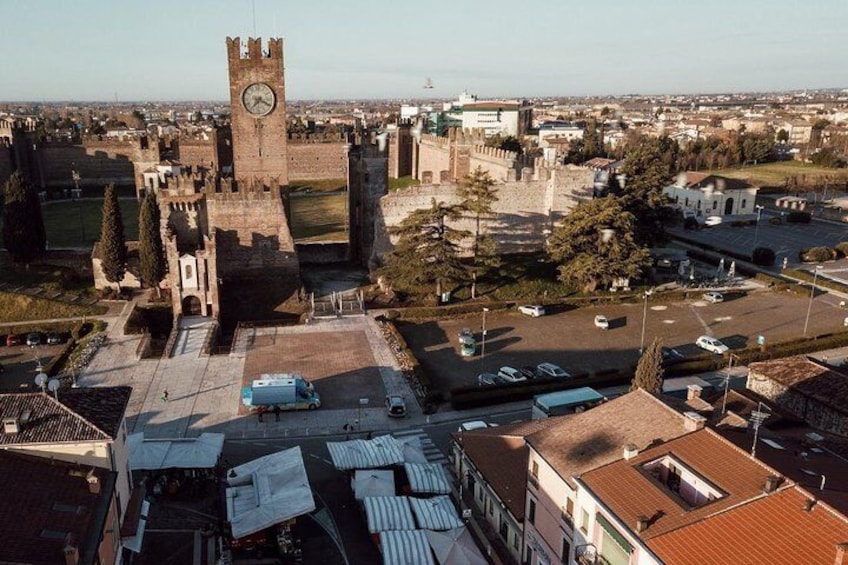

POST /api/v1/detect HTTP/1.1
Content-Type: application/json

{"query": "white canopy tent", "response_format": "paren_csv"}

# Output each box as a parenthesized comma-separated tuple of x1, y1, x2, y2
(127, 432, 225, 470)
(425, 527, 488, 565)
(380, 530, 435, 565)
(409, 496, 463, 531)
(397, 435, 429, 464)
(352, 469, 396, 500)
(327, 435, 405, 470)
(363, 496, 416, 534)
(225, 446, 316, 539)
(404, 462, 452, 495)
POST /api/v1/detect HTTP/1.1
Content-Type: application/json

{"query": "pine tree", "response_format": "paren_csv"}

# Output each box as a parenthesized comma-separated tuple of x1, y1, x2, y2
(1, 171, 46, 267)
(138, 191, 165, 298)
(631, 337, 665, 394)
(99, 184, 127, 291)
(618, 136, 678, 246)
(378, 198, 469, 297)
(457, 167, 500, 298)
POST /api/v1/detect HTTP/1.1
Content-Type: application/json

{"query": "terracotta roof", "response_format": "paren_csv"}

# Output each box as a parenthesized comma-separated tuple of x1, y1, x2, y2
(0, 450, 116, 565)
(526, 389, 690, 487)
(677, 171, 756, 190)
(649, 487, 848, 565)
(0, 387, 131, 446)
(748, 356, 848, 415)
(453, 418, 562, 520)
(580, 428, 778, 539)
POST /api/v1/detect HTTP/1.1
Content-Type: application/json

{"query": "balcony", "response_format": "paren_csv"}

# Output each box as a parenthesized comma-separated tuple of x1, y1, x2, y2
(575, 544, 599, 565)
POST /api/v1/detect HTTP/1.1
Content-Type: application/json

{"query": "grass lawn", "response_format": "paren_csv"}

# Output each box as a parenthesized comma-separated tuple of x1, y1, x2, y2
(40, 198, 140, 248)
(290, 192, 348, 242)
(0, 291, 107, 324)
(717, 161, 848, 190)
(389, 176, 421, 191)
(289, 178, 347, 193)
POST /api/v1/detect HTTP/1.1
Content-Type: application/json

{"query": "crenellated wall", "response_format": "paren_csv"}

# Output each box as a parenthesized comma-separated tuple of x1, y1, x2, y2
(287, 141, 347, 181)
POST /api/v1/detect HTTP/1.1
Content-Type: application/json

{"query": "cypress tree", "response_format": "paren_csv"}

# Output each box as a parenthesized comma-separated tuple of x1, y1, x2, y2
(2, 171, 46, 267)
(138, 191, 165, 298)
(99, 184, 127, 291)
(630, 337, 665, 394)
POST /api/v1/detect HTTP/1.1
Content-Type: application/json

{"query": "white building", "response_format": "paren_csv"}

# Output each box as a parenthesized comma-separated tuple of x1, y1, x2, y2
(444, 91, 532, 138)
(663, 172, 759, 218)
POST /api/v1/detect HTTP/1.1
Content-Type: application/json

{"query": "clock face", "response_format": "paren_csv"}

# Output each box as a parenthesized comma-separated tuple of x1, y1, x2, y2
(242, 83, 276, 116)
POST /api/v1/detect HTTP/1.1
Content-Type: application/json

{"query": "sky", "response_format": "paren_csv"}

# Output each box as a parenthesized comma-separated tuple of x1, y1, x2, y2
(1, 0, 847, 102)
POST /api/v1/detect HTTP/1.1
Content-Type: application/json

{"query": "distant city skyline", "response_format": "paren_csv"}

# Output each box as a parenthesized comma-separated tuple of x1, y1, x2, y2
(1, 0, 847, 102)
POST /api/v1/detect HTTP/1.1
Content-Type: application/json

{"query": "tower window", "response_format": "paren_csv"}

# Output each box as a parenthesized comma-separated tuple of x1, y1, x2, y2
(185, 265, 193, 279)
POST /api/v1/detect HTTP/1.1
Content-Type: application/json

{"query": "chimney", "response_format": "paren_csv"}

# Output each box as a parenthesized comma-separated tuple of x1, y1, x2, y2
(683, 411, 707, 431)
(686, 385, 703, 401)
(635, 516, 649, 533)
(63, 541, 79, 565)
(804, 498, 817, 513)
(3, 417, 20, 434)
(623, 444, 639, 460)
(763, 475, 781, 494)
(86, 469, 100, 494)
(835, 542, 848, 565)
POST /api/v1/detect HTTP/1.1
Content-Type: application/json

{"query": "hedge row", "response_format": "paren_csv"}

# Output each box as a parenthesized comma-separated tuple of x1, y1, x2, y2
(376, 315, 435, 402)
(785, 268, 848, 295)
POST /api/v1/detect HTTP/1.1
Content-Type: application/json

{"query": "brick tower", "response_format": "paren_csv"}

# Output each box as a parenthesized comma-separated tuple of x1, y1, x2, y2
(226, 37, 288, 185)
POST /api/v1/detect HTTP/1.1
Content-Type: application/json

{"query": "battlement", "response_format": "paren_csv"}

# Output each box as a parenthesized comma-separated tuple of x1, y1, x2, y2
(226, 36, 283, 61)
(447, 127, 486, 145)
(287, 133, 346, 143)
(419, 134, 449, 147)
(470, 144, 518, 162)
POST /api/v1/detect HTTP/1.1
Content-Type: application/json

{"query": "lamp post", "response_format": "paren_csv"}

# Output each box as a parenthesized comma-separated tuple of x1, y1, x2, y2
(721, 353, 738, 415)
(479, 307, 490, 368)
(752, 204, 765, 250)
(72, 168, 86, 243)
(639, 288, 653, 354)
(803, 265, 823, 337)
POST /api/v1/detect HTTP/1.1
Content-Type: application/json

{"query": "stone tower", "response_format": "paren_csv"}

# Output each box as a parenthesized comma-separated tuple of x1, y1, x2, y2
(226, 37, 288, 185)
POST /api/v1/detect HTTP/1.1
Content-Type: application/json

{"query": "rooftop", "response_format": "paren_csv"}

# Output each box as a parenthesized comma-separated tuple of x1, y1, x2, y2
(674, 171, 756, 191)
(580, 428, 778, 539)
(525, 389, 690, 487)
(748, 356, 848, 415)
(648, 487, 848, 565)
(0, 450, 116, 565)
(0, 387, 131, 446)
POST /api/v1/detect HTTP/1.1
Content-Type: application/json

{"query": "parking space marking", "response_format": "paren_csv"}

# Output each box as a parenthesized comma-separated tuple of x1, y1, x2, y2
(689, 305, 712, 335)
(714, 316, 733, 322)
(650, 305, 668, 311)
(662, 320, 676, 324)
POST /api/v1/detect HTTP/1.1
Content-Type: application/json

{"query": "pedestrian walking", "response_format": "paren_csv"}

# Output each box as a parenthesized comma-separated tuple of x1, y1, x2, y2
(258, 408, 264, 423)
(161, 389, 169, 403)
(274, 405, 281, 422)
(366, 431, 373, 440)
(343, 423, 352, 440)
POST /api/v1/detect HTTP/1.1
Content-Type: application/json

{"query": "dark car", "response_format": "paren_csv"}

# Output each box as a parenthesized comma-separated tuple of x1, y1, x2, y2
(26, 333, 42, 347)
(6, 334, 22, 347)
(46, 332, 65, 345)
(661, 347, 686, 364)
(477, 372, 509, 386)
(385, 395, 407, 418)
(519, 366, 538, 380)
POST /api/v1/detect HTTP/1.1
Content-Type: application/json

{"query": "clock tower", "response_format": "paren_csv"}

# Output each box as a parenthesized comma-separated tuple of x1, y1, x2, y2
(226, 37, 288, 186)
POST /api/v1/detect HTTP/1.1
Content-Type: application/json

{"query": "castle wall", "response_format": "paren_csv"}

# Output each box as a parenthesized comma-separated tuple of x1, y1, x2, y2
(416, 135, 451, 184)
(0, 144, 13, 188)
(177, 139, 218, 170)
(372, 165, 594, 260)
(287, 141, 347, 181)
(468, 145, 519, 182)
(38, 140, 137, 187)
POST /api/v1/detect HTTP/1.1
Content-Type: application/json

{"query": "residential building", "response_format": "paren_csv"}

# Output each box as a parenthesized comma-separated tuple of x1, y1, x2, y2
(780, 120, 816, 145)
(538, 121, 583, 148)
(0, 387, 136, 564)
(442, 91, 533, 138)
(663, 171, 758, 218)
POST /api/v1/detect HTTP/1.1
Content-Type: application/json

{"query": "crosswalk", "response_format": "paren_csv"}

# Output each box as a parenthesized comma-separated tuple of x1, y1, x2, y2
(393, 428, 449, 466)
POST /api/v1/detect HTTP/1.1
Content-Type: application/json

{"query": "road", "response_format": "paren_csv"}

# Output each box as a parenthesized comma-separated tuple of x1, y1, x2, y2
(221, 408, 529, 564)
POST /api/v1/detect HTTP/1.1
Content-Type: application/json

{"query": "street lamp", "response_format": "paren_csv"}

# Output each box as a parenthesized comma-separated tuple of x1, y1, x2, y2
(803, 265, 823, 338)
(752, 204, 765, 250)
(479, 308, 490, 368)
(639, 288, 653, 354)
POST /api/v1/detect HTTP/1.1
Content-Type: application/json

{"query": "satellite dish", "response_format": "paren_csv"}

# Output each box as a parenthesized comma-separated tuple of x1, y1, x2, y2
(35, 373, 48, 389)
(47, 379, 61, 396)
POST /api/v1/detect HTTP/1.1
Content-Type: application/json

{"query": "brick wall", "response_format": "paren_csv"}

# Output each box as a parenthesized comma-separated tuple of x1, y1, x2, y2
(416, 138, 451, 184)
(39, 142, 137, 187)
(287, 142, 347, 181)
(0, 145, 13, 188)
(177, 140, 218, 170)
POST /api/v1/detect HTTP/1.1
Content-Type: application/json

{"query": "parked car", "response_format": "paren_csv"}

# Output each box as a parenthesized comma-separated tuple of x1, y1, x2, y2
(661, 347, 685, 362)
(536, 362, 571, 379)
(703, 291, 724, 304)
(46, 332, 65, 345)
(457, 421, 498, 432)
(518, 305, 546, 317)
(704, 215, 723, 227)
(385, 395, 407, 418)
(696, 335, 729, 354)
(478, 372, 509, 386)
(6, 334, 23, 347)
(26, 333, 42, 346)
(594, 315, 609, 330)
(497, 366, 528, 383)
(519, 366, 538, 380)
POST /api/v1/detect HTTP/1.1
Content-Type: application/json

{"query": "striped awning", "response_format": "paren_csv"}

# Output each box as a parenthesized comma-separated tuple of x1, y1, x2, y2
(364, 496, 416, 533)
(327, 435, 405, 470)
(405, 463, 451, 494)
(409, 496, 463, 531)
(379, 530, 434, 565)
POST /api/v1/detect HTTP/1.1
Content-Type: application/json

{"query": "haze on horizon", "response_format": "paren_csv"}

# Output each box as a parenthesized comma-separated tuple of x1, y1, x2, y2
(1, 0, 846, 103)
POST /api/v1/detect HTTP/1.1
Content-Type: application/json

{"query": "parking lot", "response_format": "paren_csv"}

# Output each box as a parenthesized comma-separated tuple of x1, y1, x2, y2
(0, 343, 66, 392)
(398, 288, 848, 394)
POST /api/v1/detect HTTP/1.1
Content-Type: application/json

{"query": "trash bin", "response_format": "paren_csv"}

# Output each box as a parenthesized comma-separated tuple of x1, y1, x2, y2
(440, 291, 451, 304)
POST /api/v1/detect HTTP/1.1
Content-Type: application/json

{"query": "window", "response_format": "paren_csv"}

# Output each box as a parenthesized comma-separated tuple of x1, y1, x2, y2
(684, 197, 689, 207)
(697, 200, 701, 209)
(531, 460, 539, 478)
(499, 515, 509, 538)
(742, 199, 747, 208)
(185, 264, 193, 279)
(528, 499, 536, 524)
(712, 200, 718, 210)
(561, 537, 572, 562)
(489, 498, 495, 517)
(580, 509, 590, 534)
(561, 497, 574, 528)
(513, 532, 520, 550)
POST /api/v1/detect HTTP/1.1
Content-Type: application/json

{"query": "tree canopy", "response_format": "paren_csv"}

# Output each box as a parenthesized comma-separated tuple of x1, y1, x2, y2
(547, 196, 651, 292)
(631, 337, 665, 394)
(138, 191, 165, 296)
(1, 171, 46, 266)
(99, 184, 127, 290)
(457, 167, 500, 297)
(618, 136, 677, 246)
(378, 198, 469, 297)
